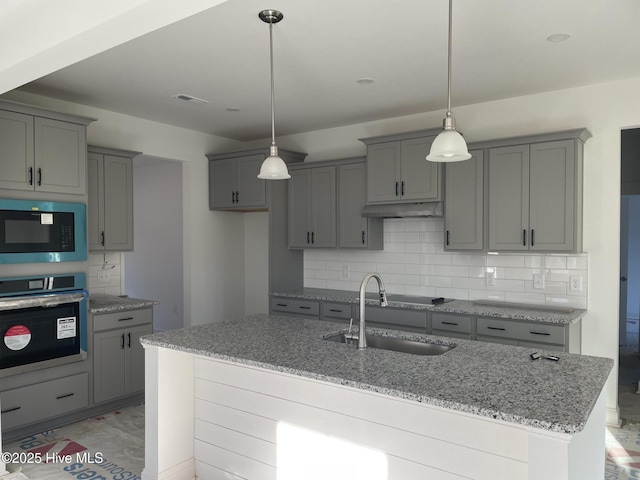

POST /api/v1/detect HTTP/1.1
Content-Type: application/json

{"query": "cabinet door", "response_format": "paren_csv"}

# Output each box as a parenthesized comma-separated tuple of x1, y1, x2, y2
(87, 152, 105, 251)
(401, 137, 440, 201)
(94, 330, 126, 404)
(288, 169, 313, 248)
(34, 117, 86, 194)
(235, 154, 266, 207)
(310, 166, 336, 248)
(339, 163, 369, 248)
(209, 159, 236, 209)
(0, 110, 34, 191)
(125, 324, 152, 395)
(367, 142, 402, 203)
(529, 140, 575, 251)
(488, 145, 530, 251)
(445, 150, 484, 251)
(104, 155, 134, 251)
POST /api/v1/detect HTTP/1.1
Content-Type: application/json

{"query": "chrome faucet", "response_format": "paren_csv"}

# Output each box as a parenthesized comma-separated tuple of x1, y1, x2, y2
(357, 272, 389, 349)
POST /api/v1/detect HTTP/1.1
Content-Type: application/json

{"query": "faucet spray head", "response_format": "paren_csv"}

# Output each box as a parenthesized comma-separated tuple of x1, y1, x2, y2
(380, 290, 389, 307)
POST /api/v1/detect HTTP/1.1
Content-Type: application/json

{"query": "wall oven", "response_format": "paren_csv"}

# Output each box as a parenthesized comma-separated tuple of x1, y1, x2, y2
(0, 273, 87, 377)
(0, 198, 87, 264)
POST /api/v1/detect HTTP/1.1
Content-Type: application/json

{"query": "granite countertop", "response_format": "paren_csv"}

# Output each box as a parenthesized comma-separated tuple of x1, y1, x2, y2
(271, 287, 585, 325)
(141, 314, 612, 434)
(89, 294, 157, 313)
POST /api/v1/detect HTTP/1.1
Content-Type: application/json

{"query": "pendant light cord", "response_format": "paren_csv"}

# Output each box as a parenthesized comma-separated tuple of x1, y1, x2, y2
(446, 0, 453, 117)
(269, 20, 276, 147)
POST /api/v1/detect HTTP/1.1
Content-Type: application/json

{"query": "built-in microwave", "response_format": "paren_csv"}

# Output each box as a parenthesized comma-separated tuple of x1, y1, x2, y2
(0, 199, 87, 264)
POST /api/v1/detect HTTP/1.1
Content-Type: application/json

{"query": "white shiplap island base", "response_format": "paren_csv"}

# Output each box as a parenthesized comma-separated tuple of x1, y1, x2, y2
(140, 314, 612, 480)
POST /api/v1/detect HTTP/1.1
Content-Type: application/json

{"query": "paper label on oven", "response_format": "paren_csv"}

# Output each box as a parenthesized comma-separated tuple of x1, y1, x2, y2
(40, 213, 54, 225)
(4, 325, 31, 351)
(57, 316, 76, 339)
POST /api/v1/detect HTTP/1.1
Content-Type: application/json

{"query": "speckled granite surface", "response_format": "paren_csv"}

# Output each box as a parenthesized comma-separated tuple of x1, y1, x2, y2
(271, 288, 585, 325)
(89, 294, 157, 313)
(141, 313, 612, 434)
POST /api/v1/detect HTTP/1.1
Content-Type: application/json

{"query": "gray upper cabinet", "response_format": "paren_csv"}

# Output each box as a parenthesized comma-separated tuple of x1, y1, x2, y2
(208, 153, 266, 210)
(289, 166, 337, 248)
(444, 149, 484, 251)
(88, 146, 138, 252)
(360, 130, 442, 204)
(486, 133, 587, 253)
(338, 162, 383, 249)
(0, 102, 94, 194)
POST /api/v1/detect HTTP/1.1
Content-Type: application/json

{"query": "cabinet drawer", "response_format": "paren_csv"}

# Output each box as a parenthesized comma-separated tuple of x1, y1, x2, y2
(431, 313, 471, 334)
(518, 340, 565, 352)
(1, 373, 88, 430)
(477, 335, 518, 346)
(93, 308, 153, 332)
(476, 317, 518, 339)
(271, 297, 320, 317)
(322, 302, 352, 320)
(477, 317, 565, 345)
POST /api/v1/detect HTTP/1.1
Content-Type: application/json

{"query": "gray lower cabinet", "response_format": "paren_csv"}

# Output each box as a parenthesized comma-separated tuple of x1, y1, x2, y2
(431, 313, 472, 340)
(444, 150, 484, 251)
(289, 166, 337, 248)
(88, 146, 139, 252)
(361, 131, 442, 204)
(338, 162, 383, 249)
(93, 308, 153, 404)
(488, 139, 580, 252)
(0, 102, 93, 194)
(209, 154, 266, 209)
(476, 317, 566, 352)
(0, 373, 89, 431)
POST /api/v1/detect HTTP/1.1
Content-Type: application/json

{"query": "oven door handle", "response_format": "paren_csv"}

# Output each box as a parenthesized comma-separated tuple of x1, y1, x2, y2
(0, 292, 87, 311)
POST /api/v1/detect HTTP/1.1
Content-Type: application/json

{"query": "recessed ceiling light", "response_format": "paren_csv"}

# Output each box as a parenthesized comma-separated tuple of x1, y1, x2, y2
(357, 78, 375, 85)
(226, 108, 240, 112)
(172, 93, 209, 105)
(547, 33, 571, 43)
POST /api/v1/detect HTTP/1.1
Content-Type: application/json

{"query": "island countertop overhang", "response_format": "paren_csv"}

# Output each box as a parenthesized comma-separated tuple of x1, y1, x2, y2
(141, 313, 612, 434)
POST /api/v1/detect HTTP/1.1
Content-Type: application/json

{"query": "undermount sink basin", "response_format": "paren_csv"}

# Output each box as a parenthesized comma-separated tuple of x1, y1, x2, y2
(323, 332, 455, 356)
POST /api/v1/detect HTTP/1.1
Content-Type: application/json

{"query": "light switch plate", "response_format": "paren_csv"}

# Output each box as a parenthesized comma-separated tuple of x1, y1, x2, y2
(533, 274, 545, 289)
(97, 269, 111, 284)
(570, 276, 582, 292)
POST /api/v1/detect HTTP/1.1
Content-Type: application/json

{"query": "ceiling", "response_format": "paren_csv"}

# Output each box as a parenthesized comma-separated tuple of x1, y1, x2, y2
(18, 0, 640, 142)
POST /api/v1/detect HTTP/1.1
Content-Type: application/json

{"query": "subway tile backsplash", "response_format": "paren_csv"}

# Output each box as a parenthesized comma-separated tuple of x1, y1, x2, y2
(304, 218, 588, 309)
(87, 252, 123, 296)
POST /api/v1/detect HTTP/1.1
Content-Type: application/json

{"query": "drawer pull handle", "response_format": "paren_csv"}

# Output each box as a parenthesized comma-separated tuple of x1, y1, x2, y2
(329, 309, 343, 313)
(276, 303, 288, 307)
(487, 326, 506, 331)
(118, 317, 134, 322)
(56, 393, 75, 400)
(299, 306, 311, 310)
(441, 321, 458, 326)
(530, 331, 550, 336)
(1, 406, 21, 414)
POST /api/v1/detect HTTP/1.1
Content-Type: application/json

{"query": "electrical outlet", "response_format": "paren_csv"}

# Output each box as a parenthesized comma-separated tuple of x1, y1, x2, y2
(533, 274, 545, 289)
(97, 269, 110, 284)
(485, 270, 495, 287)
(342, 266, 350, 279)
(570, 276, 583, 292)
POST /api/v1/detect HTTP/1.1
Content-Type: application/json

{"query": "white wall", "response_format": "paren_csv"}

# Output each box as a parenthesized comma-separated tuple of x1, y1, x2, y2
(125, 158, 184, 332)
(269, 77, 640, 425)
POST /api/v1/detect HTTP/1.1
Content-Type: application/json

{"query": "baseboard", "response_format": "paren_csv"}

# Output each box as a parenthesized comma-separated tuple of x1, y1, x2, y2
(607, 405, 621, 427)
(142, 458, 195, 480)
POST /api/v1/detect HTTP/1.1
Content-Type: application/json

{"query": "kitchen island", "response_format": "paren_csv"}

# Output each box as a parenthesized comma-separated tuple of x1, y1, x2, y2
(140, 314, 612, 480)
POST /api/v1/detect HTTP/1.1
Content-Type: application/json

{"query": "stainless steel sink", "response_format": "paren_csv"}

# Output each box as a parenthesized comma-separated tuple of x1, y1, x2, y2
(323, 332, 455, 356)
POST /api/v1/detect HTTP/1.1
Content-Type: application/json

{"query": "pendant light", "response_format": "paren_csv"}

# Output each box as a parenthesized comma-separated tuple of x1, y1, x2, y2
(257, 9, 290, 179)
(427, 0, 471, 162)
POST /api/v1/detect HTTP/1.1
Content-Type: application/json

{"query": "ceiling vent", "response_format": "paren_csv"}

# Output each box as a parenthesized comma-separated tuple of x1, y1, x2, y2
(172, 93, 209, 105)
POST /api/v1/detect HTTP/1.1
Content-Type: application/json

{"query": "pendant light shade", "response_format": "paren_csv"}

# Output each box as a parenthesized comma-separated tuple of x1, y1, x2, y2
(427, 0, 471, 163)
(257, 9, 290, 180)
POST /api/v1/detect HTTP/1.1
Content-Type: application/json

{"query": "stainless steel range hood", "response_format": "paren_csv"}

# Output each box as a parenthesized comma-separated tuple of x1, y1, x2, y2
(361, 202, 444, 218)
